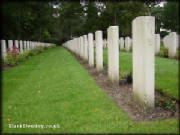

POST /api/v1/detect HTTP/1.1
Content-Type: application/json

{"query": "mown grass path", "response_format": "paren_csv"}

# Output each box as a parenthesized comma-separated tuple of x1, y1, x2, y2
(2, 47, 178, 134)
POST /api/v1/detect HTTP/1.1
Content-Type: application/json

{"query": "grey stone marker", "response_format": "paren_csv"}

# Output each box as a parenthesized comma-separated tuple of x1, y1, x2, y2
(95, 30, 103, 71)
(155, 34, 160, 55)
(1, 40, 7, 60)
(119, 37, 124, 51)
(107, 26, 119, 84)
(8, 40, 13, 51)
(88, 33, 94, 67)
(132, 16, 155, 110)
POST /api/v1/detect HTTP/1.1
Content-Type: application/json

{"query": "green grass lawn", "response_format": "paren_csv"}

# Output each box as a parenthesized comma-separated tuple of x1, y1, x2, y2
(103, 49, 179, 100)
(2, 46, 179, 134)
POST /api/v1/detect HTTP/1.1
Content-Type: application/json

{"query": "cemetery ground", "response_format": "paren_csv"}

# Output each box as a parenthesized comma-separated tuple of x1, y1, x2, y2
(2, 46, 179, 134)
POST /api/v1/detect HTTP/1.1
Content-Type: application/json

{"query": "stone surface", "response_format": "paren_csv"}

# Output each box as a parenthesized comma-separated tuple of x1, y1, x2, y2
(125, 37, 132, 52)
(1, 40, 7, 60)
(107, 26, 119, 84)
(95, 31, 103, 71)
(119, 37, 124, 51)
(8, 40, 13, 51)
(132, 16, 155, 110)
(88, 33, 94, 67)
(155, 34, 160, 55)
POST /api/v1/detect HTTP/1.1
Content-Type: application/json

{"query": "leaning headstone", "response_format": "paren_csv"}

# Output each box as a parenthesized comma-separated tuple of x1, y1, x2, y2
(125, 37, 131, 52)
(95, 30, 103, 71)
(155, 34, 160, 55)
(119, 37, 124, 51)
(8, 40, 13, 51)
(1, 40, 7, 60)
(107, 26, 119, 84)
(132, 16, 155, 110)
(88, 33, 94, 67)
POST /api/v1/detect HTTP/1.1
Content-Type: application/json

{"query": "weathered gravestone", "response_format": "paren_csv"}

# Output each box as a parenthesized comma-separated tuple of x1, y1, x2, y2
(95, 31, 103, 71)
(163, 32, 177, 58)
(155, 34, 160, 55)
(8, 40, 13, 51)
(107, 26, 119, 84)
(125, 37, 132, 52)
(1, 40, 7, 60)
(88, 33, 94, 67)
(119, 37, 124, 51)
(132, 16, 155, 110)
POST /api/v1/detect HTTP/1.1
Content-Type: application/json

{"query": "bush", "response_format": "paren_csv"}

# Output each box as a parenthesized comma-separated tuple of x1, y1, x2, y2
(36, 46, 44, 53)
(162, 48, 168, 58)
(5, 46, 20, 66)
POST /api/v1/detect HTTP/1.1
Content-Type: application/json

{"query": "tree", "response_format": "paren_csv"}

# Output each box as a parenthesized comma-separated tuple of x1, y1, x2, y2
(162, 2, 179, 33)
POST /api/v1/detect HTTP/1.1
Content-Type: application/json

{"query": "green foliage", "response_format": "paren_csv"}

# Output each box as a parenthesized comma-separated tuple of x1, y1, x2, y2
(162, 48, 168, 58)
(162, 2, 179, 33)
(4, 47, 20, 66)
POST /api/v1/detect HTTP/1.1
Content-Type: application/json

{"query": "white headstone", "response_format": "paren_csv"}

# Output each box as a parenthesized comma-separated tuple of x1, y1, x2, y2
(119, 37, 124, 51)
(8, 40, 13, 51)
(80, 36, 84, 58)
(84, 35, 88, 60)
(19, 40, 23, 53)
(176, 34, 179, 49)
(107, 26, 119, 84)
(155, 34, 160, 55)
(95, 31, 103, 71)
(88, 33, 94, 67)
(23, 41, 27, 51)
(163, 32, 177, 58)
(168, 32, 177, 58)
(132, 16, 155, 110)
(125, 37, 132, 52)
(1, 40, 7, 60)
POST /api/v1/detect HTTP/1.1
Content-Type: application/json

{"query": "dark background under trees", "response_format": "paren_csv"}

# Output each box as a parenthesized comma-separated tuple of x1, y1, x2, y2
(1, 0, 179, 45)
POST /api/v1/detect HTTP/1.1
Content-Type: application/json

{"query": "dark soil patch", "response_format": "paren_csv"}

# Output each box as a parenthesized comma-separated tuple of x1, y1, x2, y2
(69, 50, 179, 121)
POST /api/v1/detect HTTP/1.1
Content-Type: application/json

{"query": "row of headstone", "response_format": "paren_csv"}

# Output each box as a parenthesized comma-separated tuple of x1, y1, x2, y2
(63, 16, 156, 111)
(163, 32, 179, 58)
(1, 40, 55, 60)
(119, 37, 132, 52)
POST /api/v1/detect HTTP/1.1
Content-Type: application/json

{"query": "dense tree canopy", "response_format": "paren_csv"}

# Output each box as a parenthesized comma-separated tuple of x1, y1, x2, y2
(1, 0, 179, 44)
